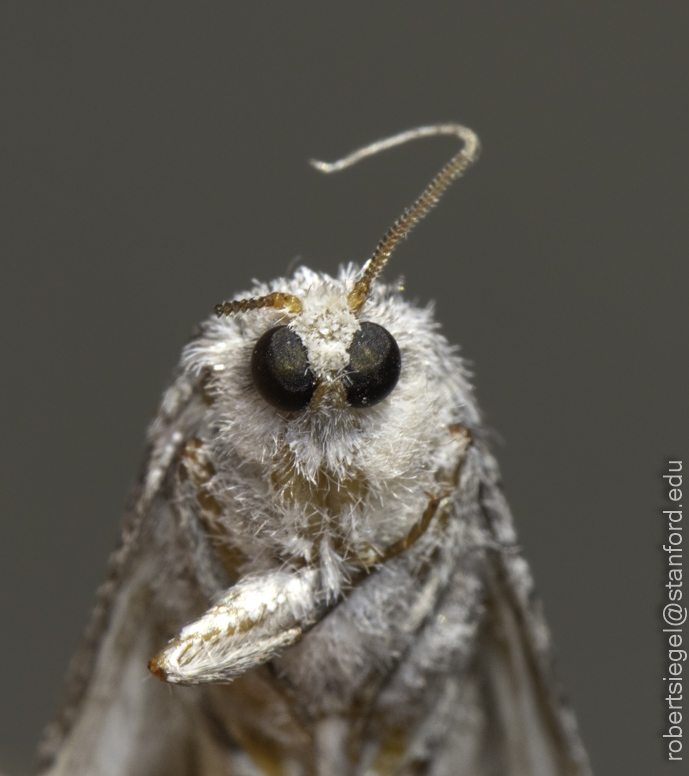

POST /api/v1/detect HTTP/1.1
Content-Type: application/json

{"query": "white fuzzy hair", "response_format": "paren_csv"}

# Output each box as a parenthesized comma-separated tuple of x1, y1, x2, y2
(180, 265, 480, 590)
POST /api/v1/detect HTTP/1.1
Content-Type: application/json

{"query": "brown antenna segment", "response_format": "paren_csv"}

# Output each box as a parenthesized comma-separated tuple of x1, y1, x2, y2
(310, 124, 481, 312)
(214, 292, 302, 318)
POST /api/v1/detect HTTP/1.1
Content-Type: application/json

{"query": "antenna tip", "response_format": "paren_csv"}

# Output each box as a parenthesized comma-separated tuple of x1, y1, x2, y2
(309, 158, 335, 173)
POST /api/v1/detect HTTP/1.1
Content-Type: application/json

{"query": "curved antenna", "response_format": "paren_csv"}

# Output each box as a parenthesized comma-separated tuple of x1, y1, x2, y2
(310, 123, 481, 312)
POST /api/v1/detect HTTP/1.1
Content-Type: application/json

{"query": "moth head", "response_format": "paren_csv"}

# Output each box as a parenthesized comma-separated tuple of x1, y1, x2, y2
(213, 123, 480, 417)
(215, 285, 401, 413)
(250, 320, 401, 412)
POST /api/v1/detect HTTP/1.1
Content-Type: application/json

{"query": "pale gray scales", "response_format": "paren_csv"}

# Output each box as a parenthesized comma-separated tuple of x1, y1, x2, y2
(36, 125, 591, 776)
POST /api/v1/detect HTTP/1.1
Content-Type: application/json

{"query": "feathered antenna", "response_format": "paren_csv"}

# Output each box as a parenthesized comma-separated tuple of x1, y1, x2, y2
(310, 123, 481, 312)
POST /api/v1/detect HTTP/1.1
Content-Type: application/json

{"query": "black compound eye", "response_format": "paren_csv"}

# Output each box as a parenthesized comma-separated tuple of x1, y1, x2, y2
(251, 326, 315, 411)
(344, 322, 401, 408)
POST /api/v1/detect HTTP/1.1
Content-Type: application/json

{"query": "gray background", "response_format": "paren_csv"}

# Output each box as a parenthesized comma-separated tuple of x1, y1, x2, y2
(1, 3, 687, 774)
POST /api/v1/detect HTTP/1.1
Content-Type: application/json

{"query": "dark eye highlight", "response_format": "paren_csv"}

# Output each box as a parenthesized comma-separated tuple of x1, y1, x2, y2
(251, 326, 315, 411)
(344, 322, 401, 408)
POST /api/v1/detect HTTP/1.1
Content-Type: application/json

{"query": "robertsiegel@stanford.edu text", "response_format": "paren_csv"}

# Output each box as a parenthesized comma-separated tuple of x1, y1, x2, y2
(663, 460, 685, 761)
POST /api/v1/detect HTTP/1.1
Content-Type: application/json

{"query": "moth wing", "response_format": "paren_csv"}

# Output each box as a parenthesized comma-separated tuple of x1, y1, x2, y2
(455, 467, 592, 776)
(36, 370, 231, 776)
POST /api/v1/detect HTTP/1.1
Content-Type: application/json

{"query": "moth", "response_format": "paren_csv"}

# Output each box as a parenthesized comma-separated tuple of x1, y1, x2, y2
(37, 124, 591, 776)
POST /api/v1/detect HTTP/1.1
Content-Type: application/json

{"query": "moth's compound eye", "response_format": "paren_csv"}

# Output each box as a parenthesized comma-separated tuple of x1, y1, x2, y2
(344, 322, 401, 408)
(251, 326, 315, 411)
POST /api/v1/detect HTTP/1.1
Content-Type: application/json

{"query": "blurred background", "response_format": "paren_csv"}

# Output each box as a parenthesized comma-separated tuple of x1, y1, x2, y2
(1, 3, 687, 774)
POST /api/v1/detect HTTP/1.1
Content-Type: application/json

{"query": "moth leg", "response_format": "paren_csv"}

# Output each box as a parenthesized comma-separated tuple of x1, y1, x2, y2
(149, 567, 326, 685)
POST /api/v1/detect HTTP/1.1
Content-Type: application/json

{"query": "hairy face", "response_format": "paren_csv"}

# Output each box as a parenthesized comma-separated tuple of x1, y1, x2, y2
(183, 266, 476, 488)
